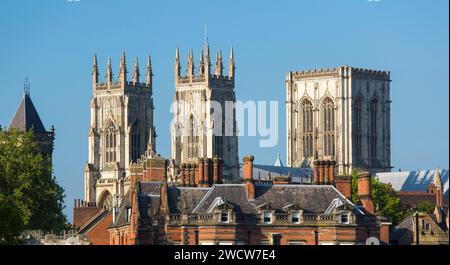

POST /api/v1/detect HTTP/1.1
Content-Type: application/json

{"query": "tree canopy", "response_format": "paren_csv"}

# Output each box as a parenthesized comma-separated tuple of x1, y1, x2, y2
(0, 129, 67, 244)
(351, 170, 404, 225)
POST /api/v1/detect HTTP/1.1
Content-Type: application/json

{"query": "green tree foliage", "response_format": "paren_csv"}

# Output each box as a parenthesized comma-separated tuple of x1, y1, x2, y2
(415, 201, 435, 214)
(0, 129, 67, 244)
(370, 178, 404, 225)
(350, 169, 404, 225)
(351, 170, 359, 204)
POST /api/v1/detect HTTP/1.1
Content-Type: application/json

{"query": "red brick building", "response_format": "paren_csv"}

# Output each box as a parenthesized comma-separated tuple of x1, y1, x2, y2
(85, 154, 391, 245)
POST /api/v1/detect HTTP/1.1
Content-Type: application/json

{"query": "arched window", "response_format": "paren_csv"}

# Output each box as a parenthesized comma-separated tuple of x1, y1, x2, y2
(354, 97, 363, 157)
(322, 98, 335, 156)
(105, 121, 117, 163)
(131, 121, 141, 162)
(99, 191, 113, 210)
(187, 115, 199, 159)
(300, 99, 314, 157)
(370, 99, 378, 158)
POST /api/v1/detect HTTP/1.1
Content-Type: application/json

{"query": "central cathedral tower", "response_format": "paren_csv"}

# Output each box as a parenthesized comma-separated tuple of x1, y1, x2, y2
(171, 41, 239, 183)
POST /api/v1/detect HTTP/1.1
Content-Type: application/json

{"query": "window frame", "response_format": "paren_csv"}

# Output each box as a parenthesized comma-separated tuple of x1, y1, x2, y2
(220, 211, 229, 223)
(263, 211, 273, 224)
(291, 211, 300, 224)
(340, 212, 350, 224)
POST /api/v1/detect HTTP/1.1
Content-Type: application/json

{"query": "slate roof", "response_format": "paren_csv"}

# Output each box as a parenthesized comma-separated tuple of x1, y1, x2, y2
(8, 94, 47, 132)
(240, 164, 312, 184)
(138, 181, 162, 219)
(376, 169, 449, 197)
(166, 184, 360, 215)
(167, 187, 210, 213)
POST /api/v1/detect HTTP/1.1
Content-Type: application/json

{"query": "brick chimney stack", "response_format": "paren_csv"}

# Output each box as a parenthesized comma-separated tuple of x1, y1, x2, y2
(213, 157, 219, 184)
(313, 160, 320, 184)
(329, 161, 335, 184)
(180, 163, 186, 186)
(197, 158, 204, 187)
(324, 160, 330, 184)
(357, 173, 374, 214)
(204, 158, 211, 187)
(243, 155, 255, 200)
(319, 161, 325, 184)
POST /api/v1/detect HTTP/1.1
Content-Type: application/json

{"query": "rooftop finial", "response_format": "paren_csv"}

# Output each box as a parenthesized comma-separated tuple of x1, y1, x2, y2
(106, 57, 113, 84)
(175, 46, 181, 79)
(92, 54, 99, 86)
(119, 51, 127, 84)
(204, 24, 208, 46)
(146, 53, 153, 87)
(132, 57, 140, 84)
(24, 77, 30, 96)
(229, 47, 235, 79)
(187, 49, 194, 77)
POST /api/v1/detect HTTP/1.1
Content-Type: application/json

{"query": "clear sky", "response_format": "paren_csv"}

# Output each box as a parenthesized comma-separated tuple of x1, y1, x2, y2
(0, 0, 448, 221)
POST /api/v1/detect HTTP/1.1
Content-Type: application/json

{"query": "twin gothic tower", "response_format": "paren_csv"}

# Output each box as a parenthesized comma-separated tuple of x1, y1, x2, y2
(84, 42, 239, 207)
(84, 52, 156, 206)
(171, 43, 240, 183)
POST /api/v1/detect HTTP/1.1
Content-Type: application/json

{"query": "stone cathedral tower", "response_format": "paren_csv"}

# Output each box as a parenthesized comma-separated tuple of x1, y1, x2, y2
(84, 52, 156, 208)
(171, 41, 239, 183)
(286, 66, 391, 175)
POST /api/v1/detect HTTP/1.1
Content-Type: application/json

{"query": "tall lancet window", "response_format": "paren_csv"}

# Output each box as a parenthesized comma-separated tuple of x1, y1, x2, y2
(105, 121, 117, 163)
(322, 98, 335, 156)
(131, 121, 141, 162)
(354, 97, 363, 157)
(187, 115, 199, 159)
(370, 99, 379, 158)
(301, 99, 314, 157)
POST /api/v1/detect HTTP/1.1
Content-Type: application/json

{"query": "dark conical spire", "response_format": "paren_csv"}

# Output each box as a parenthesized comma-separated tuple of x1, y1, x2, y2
(8, 86, 46, 132)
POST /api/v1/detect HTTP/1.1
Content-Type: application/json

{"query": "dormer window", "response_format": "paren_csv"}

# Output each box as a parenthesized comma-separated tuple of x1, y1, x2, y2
(220, 211, 229, 223)
(340, 212, 350, 224)
(291, 211, 300, 224)
(263, 211, 272, 224)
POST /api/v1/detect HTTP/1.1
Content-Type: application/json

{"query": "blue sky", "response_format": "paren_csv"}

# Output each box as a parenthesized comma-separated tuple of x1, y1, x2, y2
(0, 0, 448, 221)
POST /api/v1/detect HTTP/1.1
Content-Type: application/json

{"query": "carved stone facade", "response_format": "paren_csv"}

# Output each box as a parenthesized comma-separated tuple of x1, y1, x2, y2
(84, 52, 156, 208)
(286, 66, 391, 175)
(171, 42, 239, 183)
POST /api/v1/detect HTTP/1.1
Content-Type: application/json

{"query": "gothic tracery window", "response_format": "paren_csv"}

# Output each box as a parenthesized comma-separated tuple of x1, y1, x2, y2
(187, 115, 199, 159)
(370, 99, 378, 158)
(131, 121, 141, 162)
(354, 97, 363, 157)
(300, 99, 314, 157)
(105, 121, 117, 163)
(322, 98, 335, 156)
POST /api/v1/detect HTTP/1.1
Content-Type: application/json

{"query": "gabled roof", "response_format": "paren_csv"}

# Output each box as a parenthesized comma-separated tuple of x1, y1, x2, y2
(7, 94, 46, 132)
